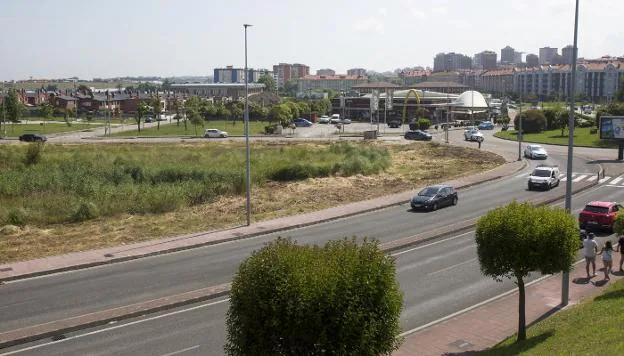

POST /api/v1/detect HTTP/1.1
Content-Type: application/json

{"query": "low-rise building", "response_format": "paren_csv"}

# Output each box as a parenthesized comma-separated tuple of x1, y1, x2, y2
(170, 83, 265, 99)
(296, 75, 367, 94)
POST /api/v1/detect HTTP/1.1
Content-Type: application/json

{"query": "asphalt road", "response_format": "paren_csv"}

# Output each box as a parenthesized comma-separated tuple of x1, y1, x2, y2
(4, 179, 621, 355)
(0, 151, 593, 334)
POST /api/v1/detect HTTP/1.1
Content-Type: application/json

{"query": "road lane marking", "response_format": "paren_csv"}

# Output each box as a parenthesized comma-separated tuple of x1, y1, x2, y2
(599, 176, 611, 184)
(427, 258, 477, 276)
(391, 231, 473, 257)
(0, 299, 229, 355)
(605, 185, 624, 188)
(573, 175, 588, 182)
(160, 345, 201, 356)
(610, 176, 624, 185)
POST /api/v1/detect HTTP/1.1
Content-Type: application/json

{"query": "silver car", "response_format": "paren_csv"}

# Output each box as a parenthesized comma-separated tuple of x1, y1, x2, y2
(524, 144, 548, 159)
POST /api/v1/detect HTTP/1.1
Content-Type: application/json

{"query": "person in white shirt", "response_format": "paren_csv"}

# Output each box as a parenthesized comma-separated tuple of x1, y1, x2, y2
(582, 232, 599, 278)
(596, 241, 614, 281)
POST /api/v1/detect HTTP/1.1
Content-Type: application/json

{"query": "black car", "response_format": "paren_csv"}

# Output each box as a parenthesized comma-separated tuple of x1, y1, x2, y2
(404, 130, 432, 141)
(411, 184, 458, 211)
(387, 119, 402, 128)
(19, 133, 47, 142)
(144, 117, 155, 123)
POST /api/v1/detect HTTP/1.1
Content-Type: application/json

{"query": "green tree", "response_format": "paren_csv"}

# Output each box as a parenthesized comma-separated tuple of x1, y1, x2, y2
(152, 97, 163, 130)
(284, 101, 300, 120)
(5, 89, 25, 123)
(296, 101, 311, 118)
(616, 76, 624, 102)
(200, 100, 217, 121)
(216, 104, 231, 120)
(226, 238, 403, 356)
(136, 102, 149, 132)
(553, 110, 570, 136)
(185, 96, 203, 136)
(229, 102, 244, 122)
(513, 109, 547, 134)
(39, 102, 54, 121)
(257, 74, 276, 92)
(269, 104, 292, 126)
(283, 79, 298, 97)
(475, 201, 578, 342)
(249, 104, 268, 121)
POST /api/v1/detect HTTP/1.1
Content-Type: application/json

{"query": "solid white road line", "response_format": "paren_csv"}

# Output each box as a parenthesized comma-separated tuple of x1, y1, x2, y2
(427, 258, 477, 277)
(159, 345, 201, 356)
(391, 231, 474, 257)
(0, 299, 230, 356)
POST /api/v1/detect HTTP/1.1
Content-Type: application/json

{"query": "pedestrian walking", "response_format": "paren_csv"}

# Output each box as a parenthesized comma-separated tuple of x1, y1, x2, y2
(582, 232, 599, 278)
(617, 235, 624, 272)
(597, 241, 614, 280)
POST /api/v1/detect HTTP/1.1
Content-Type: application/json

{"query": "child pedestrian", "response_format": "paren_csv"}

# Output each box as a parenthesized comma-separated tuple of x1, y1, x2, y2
(597, 241, 614, 280)
(618, 236, 624, 272)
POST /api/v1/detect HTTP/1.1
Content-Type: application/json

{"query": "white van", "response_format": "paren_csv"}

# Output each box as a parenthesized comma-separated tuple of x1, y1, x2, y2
(330, 114, 340, 124)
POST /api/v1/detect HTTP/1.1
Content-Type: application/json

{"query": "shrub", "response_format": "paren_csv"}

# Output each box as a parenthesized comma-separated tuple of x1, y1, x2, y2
(542, 108, 560, 130)
(613, 213, 624, 236)
(7, 208, 28, 226)
(24, 142, 44, 165)
(71, 202, 99, 222)
(225, 238, 403, 356)
(417, 118, 431, 130)
(513, 110, 547, 134)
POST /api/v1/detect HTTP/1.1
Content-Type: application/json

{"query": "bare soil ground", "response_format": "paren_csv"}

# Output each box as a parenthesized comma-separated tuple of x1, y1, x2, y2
(0, 142, 504, 263)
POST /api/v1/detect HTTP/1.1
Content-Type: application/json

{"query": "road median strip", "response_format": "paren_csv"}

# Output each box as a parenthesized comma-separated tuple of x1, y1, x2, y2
(0, 172, 599, 350)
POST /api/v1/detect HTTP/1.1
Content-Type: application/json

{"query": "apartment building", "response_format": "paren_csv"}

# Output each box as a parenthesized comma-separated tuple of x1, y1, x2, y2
(539, 47, 559, 65)
(273, 63, 310, 88)
(213, 66, 271, 83)
(296, 75, 367, 94)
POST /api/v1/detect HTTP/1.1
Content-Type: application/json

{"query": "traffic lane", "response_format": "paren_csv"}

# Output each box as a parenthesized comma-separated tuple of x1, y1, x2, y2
(0, 299, 229, 356)
(0, 163, 596, 333)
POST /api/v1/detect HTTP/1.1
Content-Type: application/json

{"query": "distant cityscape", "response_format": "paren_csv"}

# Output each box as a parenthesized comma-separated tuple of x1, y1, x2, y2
(3, 43, 624, 103)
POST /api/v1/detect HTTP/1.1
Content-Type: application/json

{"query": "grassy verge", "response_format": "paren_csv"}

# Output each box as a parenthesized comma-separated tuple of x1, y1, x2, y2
(112, 120, 268, 137)
(0, 122, 104, 137)
(481, 278, 624, 355)
(0, 141, 504, 262)
(494, 127, 618, 148)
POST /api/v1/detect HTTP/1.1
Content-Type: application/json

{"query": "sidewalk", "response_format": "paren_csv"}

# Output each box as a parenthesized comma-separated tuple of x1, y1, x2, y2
(395, 258, 624, 355)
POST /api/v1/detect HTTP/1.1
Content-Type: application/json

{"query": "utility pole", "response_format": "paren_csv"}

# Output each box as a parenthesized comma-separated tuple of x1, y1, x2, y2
(243, 23, 253, 226)
(562, 0, 580, 307)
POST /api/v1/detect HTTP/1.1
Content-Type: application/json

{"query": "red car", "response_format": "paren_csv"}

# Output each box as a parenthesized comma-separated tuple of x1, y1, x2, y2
(578, 201, 623, 232)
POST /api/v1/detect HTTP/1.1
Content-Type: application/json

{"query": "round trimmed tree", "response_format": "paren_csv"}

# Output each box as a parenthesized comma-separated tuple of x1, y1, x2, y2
(475, 201, 578, 341)
(225, 238, 403, 355)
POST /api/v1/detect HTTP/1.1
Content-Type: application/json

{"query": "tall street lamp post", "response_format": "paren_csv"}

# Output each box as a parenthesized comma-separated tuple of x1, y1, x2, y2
(243, 24, 253, 226)
(562, 0, 580, 306)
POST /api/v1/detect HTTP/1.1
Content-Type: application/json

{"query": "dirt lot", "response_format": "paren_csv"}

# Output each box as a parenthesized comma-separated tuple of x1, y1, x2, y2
(0, 142, 504, 263)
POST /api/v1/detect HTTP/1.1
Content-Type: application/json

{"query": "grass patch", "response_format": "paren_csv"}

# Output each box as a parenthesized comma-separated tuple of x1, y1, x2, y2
(0, 141, 504, 262)
(495, 127, 618, 148)
(0, 122, 104, 137)
(481, 278, 624, 355)
(112, 120, 269, 137)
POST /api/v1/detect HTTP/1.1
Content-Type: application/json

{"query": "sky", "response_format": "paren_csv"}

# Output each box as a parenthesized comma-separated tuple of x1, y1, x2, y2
(1, 0, 623, 81)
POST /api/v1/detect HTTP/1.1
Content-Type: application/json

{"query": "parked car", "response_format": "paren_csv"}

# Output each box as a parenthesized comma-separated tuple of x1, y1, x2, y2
(318, 116, 330, 124)
(524, 144, 548, 159)
(404, 130, 432, 141)
(204, 128, 228, 138)
(388, 119, 402, 128)
(464, 129, 484, 142)
(478, 121, 495, 130)
(293, 118, 313, 127)
(410, 184, 458, 211)
(338, 118, 352, 125)
(144, 117, 155, 123)
(578, 201, 623, 232)
(19, 133, 47, 142)
(527, 164, 560, 190)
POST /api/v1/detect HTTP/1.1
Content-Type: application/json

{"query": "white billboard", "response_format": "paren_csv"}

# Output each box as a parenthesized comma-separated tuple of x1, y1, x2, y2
(600, 116, 624, 140)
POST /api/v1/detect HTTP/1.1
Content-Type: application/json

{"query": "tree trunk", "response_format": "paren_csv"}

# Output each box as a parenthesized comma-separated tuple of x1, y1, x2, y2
(137, 119, 141, 133)
(516, 275, 526, 341)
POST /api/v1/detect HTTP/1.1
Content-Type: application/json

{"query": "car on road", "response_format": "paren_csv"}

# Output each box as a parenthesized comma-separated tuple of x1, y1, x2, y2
(292, 118, 313, 127)
(388, 119, 402, 128)
(527, 165, 560, 190)
(478, 121, 495, 130)
(404, 130, 432, 141)
(411, 184, 458, 211)
(578, 201, 622, 232)
(19, 133, 47, 142)
(318, 116, 330, 124)
(204, 128, 228, 138)
(524, 144, 548, 159)
(464, 129, 484, 142)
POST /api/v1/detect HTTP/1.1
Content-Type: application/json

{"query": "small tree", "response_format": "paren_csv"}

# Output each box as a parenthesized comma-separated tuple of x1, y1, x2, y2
(417, 118, 431, 130)
(613, 213, 624, 236)
(5, 89, 25, 123)
(39, 102, 54, 122)
(136, 102, 149, 132)
(257, 74, 276, 92)
(553, 110, 569, 137)
(475, 201, 578, 342)
(513, 109, 547, 134)
(152, 97, 163, 130)
(226, 238, 403, 355)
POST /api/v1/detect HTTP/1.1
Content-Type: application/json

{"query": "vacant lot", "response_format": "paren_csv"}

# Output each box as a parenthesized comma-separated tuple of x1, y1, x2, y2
(0, 122, 105, 137)
(0, 141, 504, 262)
(113, 120, 269, 137)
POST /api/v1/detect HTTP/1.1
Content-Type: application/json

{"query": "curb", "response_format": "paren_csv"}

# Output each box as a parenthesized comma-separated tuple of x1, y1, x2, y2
(0, 175, 599, 350)
(0, 160, 528, 284)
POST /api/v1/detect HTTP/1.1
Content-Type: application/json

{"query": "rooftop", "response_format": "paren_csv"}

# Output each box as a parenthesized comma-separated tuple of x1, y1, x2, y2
(351, 81, 400, 89)
(170, 83, 266, 88)
(300, 75, 367, 81)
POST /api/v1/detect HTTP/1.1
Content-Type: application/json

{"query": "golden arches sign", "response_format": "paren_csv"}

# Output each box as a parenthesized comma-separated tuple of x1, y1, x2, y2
(402, 89, 421, 124)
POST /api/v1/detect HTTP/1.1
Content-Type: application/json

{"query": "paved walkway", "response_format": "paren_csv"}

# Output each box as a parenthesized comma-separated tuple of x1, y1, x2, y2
(395, 258, 624, 355)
